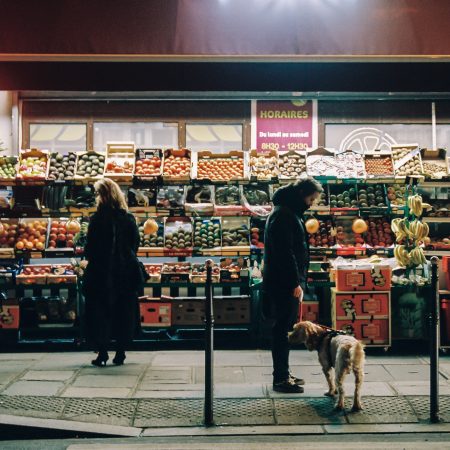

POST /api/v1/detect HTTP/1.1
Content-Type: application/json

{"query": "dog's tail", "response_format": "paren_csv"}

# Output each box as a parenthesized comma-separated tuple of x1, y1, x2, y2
(349, 341, 365, 371)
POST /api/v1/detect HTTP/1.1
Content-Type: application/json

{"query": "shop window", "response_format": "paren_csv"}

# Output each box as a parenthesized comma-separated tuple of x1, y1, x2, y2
(93, 122, 178, 151)
(29, 123, 87, 154)
(186, 124, 243, 153)
(325, 124, 450, 154)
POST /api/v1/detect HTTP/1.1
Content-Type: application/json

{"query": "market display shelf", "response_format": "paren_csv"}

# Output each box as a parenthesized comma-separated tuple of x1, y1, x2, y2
(423, 217, 450, 223)
(424, 250, 450, 256)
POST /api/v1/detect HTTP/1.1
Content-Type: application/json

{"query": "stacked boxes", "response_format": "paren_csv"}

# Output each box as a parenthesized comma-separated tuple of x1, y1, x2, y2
(332, 264, 392, 347)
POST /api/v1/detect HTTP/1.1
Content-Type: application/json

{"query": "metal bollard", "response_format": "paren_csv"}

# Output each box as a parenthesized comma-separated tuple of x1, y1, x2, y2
(429, 256, 440, 423)
(204, 259, 214, 426)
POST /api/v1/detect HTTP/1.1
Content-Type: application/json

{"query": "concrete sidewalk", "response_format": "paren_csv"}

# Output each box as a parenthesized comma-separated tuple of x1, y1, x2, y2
(0, 350, 450, 436)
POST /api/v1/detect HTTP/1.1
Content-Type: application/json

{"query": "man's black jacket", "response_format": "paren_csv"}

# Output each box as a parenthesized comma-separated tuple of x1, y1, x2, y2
(263, 184, 309, 292)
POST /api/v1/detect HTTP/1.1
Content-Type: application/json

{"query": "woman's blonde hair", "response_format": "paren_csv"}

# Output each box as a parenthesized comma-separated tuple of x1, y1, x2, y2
(94, 178, 128, 211)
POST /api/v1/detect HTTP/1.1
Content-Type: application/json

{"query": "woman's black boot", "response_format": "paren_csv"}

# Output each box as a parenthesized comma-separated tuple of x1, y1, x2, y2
(91, 351, 109, 367)
(112, 351, 126, 366)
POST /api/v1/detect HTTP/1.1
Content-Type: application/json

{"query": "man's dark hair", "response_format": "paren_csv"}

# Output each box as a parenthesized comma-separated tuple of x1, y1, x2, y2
(292, 177, 324, 198)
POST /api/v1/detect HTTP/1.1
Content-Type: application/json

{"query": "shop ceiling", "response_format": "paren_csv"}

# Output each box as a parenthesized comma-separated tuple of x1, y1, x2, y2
(1, 1, 450, 94)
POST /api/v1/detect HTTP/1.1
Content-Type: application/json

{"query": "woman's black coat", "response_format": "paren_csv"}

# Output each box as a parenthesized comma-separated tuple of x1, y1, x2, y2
(83, 206, 143, 349)
(263, 184, 310, 294)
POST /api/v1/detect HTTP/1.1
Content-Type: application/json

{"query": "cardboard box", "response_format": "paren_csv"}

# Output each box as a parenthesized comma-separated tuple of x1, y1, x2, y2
(0, 299, 19, 329)
(334, 318, 390, 346)
(332, 289, 390, 320)
(215, 297, 250, 324)
(139, 298, 171, 327)
(300, 301, 319, 323)
(335, 265, 391, 291)
(171, 299, 205, 325)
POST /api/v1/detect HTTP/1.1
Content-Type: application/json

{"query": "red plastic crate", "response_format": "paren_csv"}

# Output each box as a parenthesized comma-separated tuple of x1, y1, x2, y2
(334, 291, 390, 320)
(334, 318, 390, 346)
(300, 301, 319, 323)
(336, 266, 391, 291)
(139, 299, 171, 327)
(0, 299, 19, 329)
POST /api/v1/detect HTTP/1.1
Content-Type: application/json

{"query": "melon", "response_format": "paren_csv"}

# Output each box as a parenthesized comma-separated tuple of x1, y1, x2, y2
(352, 218, 368, 234)
(143, 218, 159, 235)
(305, 218, 320, 234)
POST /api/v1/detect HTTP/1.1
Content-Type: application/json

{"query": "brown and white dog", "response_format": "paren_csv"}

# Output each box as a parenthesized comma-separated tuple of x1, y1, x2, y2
(288, 321, 365, 411)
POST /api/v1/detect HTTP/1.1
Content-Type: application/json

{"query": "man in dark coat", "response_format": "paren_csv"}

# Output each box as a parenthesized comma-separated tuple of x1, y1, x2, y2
(263, 178, 323, 393)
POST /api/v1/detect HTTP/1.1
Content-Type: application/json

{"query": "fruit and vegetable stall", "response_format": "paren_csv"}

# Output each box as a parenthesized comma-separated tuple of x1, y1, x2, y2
(0, 144, 449, 349)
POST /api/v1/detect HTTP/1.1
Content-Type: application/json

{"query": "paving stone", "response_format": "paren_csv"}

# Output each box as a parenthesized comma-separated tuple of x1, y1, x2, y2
(0, 395, 65, 419)
(133, 390, 204, 399)
(61, 387, 131, 398)
(215, 351, 265, 367)
(0, 353, 44, 361)
(2, 381, 64, 396)
(361, 365, 394, 382)
(243, 366, 273, 383)
(144, 367, 192, 384)
(214, 383, 265, 398)
(345, 396, 418, 423)
(137, 382, 203, 391)
(0, 372, 18, 386)
(390, 381, 450, 395)
(384, 364, 444, 381)
(275, 397, 345, 425)
(0, 361, 35, 373)
(364, 356, 426, 365)
(72, 375, 139, 388)
(62, 397, 137, 426)
(151, 352, 204, 367)
(21, 370, 75, 381)
(194, 366, 244, 384)
(80, 364, 147, 376)
(30, 353, 93, 370)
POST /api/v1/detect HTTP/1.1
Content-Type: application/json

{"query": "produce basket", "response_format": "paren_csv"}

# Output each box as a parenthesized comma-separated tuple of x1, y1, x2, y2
(334, 150, 366, 179)
(0, 218, 19, 254)
(249, 149, 279, 180)
(45, 218, 80, 255)
(127, 187, 157, 212)
(156, 185, 185, 213)
(307, 218, 336, 249)
(74, 151, 106, 181)
(161, 262, 191, 283)
(162, 148, 191, 182)
(193, 150, 247, 182)
(16, 264, 51, 285)
(16, 149, 49, 181)
(163, 217, 193, 256)
(47, 152, 78, 181)
(391, 144, 424, 178)
(15, 218, 48, 252)
(329, 184, 358, 213)
(142, 264, 162, 283)
(184, 185, 214, 215)
(364, 149, 394, 178)
(137, 216, 165, 255)
(278, 150, 307, 180)
(221, 216, 250, 254)
(421, 148, 449, 179)
(214, 184, 244, 216)
(191, 263, 220, 283)
(306, 147, 337, 178)
(104, 141, 135, 182)
(356, 183, 388, 213)
(134, 148, 163, 179)
(219, 257, 250, 282)
(46, 264, 77, 284)
(241, 184, 272, 216)
(363, 217, 395, 249)
(193, 217, 222, 255)
(0, 156, 18, 181)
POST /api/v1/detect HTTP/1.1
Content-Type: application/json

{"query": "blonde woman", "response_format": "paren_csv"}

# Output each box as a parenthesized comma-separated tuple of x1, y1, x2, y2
(83, 178, 143, 366)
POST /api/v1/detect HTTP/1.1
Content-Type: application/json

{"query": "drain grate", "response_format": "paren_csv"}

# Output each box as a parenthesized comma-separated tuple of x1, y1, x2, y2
(63, 398, 137, 426)
(134, 399, 203, 427)
(407, 396, 450, 422)
(214, 398, 275, 425)
(346, 396, 417, 424)
(275, 397, 345, 425)
(0, 395, 65, 419)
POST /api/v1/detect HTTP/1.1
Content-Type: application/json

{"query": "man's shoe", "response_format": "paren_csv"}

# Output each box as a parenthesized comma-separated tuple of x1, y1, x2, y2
(273, 379, 304, 393)
(289, 374, 305, 386)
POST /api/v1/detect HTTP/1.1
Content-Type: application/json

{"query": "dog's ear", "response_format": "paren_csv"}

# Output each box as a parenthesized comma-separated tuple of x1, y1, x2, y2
(304, 321, 321, 351)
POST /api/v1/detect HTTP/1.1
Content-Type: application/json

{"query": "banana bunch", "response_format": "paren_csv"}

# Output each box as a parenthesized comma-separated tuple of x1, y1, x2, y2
(408, 194, 423, 217)
(394, 245, 411, 267)
(391, 218, 411, 242)
(409, 247, 426, 265)
(408, 220, 429, 241)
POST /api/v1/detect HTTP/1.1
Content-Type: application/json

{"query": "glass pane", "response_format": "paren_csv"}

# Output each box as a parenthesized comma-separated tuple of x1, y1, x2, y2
(325, 123, 450, 155)
(93, 122, 178, 151)
(30, 123, 86, 154)
(186, 124, 243, 153)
